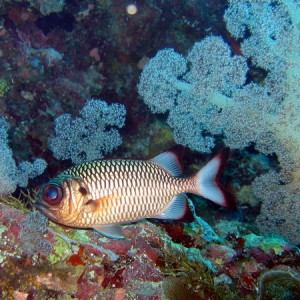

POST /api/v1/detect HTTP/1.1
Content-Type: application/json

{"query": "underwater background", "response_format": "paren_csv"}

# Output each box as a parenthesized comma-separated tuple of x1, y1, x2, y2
(0, 0, 300, 299)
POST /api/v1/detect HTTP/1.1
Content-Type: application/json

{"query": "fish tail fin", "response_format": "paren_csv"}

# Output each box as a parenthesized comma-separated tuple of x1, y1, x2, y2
(195, 148, 236, 210)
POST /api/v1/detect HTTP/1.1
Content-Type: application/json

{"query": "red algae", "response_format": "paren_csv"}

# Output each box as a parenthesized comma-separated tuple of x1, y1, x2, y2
(101, 239, 132, 256)
(161, 223, 195, 247)
(67, 246, 86, 266)
(102, 268, 125, 289)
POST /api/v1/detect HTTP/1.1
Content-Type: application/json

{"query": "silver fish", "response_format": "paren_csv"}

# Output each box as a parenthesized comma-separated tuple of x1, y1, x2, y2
(34, 147, 235, 238)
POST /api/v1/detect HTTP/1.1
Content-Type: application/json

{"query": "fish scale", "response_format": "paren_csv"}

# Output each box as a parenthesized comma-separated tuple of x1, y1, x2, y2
(65, 159, 187, 224)
(35, 147, 235, 239)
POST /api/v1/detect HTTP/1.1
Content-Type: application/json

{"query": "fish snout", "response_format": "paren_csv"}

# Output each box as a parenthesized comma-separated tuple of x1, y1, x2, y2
(33, 200, 59, 221)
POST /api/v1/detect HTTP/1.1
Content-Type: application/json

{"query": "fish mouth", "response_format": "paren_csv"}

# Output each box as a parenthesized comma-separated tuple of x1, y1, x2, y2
(33, 201, 57, 221)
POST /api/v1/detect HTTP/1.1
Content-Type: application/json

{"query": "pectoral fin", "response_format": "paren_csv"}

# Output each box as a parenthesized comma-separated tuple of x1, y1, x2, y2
(84, 194, 120, 213)
(93, 224, 125, 239)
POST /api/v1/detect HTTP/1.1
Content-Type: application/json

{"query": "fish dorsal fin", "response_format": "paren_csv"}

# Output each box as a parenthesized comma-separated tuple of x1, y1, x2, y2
(150, 145, 184, 177)
(93, 224, 125, 239)
(152, 194, 188, 220)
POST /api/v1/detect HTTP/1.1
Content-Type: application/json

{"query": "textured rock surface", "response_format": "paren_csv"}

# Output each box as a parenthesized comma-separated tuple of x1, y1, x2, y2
(1, 203, 299, 299)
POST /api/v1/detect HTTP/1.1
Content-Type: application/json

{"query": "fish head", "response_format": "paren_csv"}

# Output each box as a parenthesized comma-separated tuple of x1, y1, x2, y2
(34, 174, 91, 227)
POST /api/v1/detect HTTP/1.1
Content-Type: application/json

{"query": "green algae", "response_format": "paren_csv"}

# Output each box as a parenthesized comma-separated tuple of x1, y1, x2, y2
(70, 229, 92, 243)
(0, 225, 8, 264)
(244, 233, 290, 255)
(160, 242, 239, 299)
(0, 191, 36, 213)
(49, 234, 72, 264)
(0, 78, 10, 97)
(0, 225, 7, 235)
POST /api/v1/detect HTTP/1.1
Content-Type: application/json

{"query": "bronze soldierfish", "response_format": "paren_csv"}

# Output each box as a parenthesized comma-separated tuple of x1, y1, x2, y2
(34, 147, 235, 239)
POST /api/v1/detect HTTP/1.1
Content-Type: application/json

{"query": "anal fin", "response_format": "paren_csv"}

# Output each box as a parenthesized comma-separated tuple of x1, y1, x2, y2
(93, 224, 125, 239)
(153, 194, 188, 220)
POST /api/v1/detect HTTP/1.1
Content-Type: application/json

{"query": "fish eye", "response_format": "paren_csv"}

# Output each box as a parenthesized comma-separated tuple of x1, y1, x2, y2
(42, 184, 63, 205)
